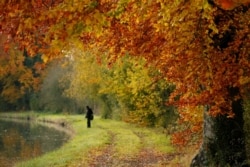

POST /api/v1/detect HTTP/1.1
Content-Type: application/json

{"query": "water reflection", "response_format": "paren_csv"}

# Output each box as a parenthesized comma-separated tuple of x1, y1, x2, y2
(0, 119, 70, 167)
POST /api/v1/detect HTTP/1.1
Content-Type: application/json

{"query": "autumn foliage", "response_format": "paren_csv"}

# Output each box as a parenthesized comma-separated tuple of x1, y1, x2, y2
(0, 0, 249, 147)
(215, 0, 250, 10)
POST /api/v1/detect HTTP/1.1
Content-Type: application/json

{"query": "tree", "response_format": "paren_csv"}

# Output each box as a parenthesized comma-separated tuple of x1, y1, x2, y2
(62, 42, 175, 125)
(0, 35, 42, 111)
(38, 60, 81, 113)
(96, 1, 250, 166)
(62, 44, 103, 114)
(99, 54, 175, 126)
(1, 0, 249, 165)
(0, 0, 107, 60)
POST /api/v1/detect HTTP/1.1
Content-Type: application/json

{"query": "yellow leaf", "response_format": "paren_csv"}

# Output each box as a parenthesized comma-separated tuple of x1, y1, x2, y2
(239, 76, 250, 85)
(24, 18, 33, 29)
(42, 55, 49, 63)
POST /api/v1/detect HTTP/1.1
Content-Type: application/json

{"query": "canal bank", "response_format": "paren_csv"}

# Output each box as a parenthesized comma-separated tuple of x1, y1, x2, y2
(0, 112, 183, 167)
(0, 112, 109, 167)
(0, 117, 71, 167)
(0, 112, 75, 137)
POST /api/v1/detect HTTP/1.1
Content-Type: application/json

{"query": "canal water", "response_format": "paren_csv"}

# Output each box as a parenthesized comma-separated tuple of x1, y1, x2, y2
(0, 119, 70, 167)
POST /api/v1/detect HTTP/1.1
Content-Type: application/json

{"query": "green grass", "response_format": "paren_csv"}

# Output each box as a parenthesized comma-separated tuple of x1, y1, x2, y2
(15, 114, 110, 167)
(0, 112, 175, 167)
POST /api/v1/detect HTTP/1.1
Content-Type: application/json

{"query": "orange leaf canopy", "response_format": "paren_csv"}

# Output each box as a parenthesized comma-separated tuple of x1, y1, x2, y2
(215, 0, 250, 10)
(96, 0, 250, 116)
(0, 0, 249, 116)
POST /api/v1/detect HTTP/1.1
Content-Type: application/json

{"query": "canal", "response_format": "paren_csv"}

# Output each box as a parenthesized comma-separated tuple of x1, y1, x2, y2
(0, 119, 70, 167)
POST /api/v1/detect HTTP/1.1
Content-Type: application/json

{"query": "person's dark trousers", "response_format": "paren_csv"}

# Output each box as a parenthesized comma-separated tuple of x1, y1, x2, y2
(87, 119, 91, 128)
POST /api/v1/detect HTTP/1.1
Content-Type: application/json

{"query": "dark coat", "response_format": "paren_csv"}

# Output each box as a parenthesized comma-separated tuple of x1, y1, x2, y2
(86, 106, 93, 120)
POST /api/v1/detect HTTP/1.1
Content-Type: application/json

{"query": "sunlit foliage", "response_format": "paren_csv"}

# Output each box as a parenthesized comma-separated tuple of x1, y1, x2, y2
(61, 40, 176, 126)
(99, 54, 175, 126)
(0, 0, 249, 154)
(38, 60, 81, 113)
(0, 36, 42, 110)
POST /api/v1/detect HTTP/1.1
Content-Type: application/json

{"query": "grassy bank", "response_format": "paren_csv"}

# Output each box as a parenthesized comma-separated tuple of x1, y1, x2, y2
(0, 112, 186, 166)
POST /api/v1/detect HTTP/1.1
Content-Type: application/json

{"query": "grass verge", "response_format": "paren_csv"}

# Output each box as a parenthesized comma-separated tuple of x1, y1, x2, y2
(0, 112, 176, 167)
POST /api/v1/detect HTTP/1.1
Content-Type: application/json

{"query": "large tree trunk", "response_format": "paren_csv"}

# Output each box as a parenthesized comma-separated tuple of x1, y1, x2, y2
(190, 2, 250, 166)
(191, 90, 248, 166)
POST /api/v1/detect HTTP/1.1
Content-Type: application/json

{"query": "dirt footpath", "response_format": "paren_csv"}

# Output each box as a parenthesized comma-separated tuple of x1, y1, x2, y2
(86, 128, 181, 167)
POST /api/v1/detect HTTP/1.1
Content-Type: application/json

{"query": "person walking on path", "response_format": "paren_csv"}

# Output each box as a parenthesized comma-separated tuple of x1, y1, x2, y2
(85, 106, 93, 128)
